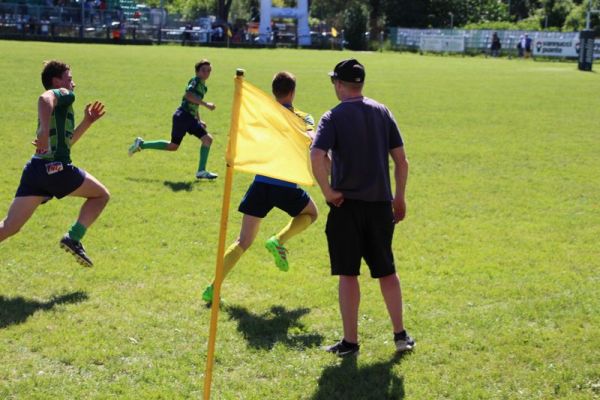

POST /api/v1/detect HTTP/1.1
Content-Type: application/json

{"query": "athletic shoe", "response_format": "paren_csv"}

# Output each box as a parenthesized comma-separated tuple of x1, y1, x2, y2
(60, 235, 93, 267)
(394, 331, 416, 352)
(325, 339, 360, 357)
(202, 284, 214, 303)
(196, 170, 218, 180)
(265, 236, 289, 272)
(128, 137, 143, 156)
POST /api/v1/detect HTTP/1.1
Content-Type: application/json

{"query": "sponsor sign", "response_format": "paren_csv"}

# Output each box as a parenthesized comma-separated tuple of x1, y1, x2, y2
(533, 39, 579, 57)
(531, 36, 599, 59)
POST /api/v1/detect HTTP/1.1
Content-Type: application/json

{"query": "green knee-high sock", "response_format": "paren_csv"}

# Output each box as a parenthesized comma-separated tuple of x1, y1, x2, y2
(276, 214, 313, 245)
(213, 243, 245, 285)
(67, 221, 87, 242)
(198, 145, 210, 171)
(140, 140, 170, 150)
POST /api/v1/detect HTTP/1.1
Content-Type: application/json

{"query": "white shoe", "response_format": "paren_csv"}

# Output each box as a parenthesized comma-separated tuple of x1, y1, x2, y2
(128, 137, 143, 156)
(195, 170, 218, 180)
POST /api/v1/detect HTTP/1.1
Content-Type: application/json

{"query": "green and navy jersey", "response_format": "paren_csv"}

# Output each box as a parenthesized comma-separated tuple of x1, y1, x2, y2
(34, 89, 75, 164)
(254, 105, 314, 188)
(180, 76, 207, 117)
(291, 108, 315, 132)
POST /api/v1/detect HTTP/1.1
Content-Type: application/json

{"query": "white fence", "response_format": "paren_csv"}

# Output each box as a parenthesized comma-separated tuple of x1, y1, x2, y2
(390, 28, 599, 59)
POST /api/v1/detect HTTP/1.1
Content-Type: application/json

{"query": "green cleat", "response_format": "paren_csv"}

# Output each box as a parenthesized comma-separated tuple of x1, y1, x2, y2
(202, 284, 214, 303)
(265, 236, 289, 272)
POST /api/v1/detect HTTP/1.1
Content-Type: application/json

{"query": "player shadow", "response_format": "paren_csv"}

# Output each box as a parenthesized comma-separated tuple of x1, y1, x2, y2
(163, 180, 205, 192)
(224, 304, 323, 350)
(0, 291, 88, 329)
(311, 352, 409, 400)
(125, 177, 204, 193)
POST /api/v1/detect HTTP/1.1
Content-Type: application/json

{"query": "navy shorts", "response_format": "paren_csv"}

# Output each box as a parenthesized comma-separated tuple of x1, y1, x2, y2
(238, 181, 310, 218)
(15, 158, 86, 199)
(171, 107, 208, 145)
(325, 199, 396, 278)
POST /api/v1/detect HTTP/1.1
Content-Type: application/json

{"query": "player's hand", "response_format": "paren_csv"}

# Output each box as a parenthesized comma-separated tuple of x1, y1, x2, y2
(32, 138, 49, 154)
(205, 102, 216, 111)
(83, 101, 106, 124)
(392, 196, 406, 223)
(200, 120, 207, 129)
(325, 189, 344, 207)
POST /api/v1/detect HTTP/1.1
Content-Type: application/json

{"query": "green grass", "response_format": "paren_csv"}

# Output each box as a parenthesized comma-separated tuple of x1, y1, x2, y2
(1, 41, 599, 399)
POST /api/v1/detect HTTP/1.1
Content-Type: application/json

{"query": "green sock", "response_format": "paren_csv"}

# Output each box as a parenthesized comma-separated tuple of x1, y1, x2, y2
(67, 222, 87, 242)
(198, 145, 210, 171)
(140, 140, 169, 150)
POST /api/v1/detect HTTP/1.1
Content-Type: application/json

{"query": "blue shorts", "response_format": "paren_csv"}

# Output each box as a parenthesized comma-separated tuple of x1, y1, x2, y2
(15, 158, 86, 199)
(171, 107, 207, 145)
(238, 181, 310, 218)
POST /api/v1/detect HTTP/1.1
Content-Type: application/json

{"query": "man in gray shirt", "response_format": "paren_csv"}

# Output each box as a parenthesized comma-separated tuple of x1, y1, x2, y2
(311, 59, 415, 356)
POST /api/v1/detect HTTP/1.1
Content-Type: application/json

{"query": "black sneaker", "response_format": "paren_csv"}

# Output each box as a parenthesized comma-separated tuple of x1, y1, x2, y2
(60, 235, 93, 267)
(394, 330, 415, 352)
(325, 339, 360, 357)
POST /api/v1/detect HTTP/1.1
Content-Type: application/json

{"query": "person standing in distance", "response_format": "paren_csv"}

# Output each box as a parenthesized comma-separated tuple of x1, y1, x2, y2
(310, 59, 415, 357)
(0, 60, 109, 267)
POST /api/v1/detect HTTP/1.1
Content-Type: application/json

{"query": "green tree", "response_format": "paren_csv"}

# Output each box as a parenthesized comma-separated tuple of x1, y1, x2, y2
(344, 3, 368, 50)
(541, 0, 575, 28)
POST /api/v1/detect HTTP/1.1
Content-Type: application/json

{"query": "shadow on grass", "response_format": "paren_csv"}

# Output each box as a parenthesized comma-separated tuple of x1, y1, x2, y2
(162, 180, 206, 192)
(224, 304, 323, 350)
(0, 291, 88, 329)
(311, 352, 409, 400)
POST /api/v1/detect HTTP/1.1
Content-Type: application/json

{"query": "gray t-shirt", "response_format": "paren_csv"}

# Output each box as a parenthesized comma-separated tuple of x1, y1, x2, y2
(312, 96, 403, 202)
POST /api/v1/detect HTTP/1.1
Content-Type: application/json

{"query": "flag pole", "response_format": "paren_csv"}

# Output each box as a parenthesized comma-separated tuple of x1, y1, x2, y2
(203, 69, 245, 400)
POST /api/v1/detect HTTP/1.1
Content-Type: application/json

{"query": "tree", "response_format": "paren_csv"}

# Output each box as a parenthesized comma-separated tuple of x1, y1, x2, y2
(217, 0, 233, 22)
(541, 0, 575, 28)
(344, 3, 368, 50)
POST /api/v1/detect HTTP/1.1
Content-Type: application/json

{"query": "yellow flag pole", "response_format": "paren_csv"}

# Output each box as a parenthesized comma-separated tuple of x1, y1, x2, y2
(203, 69, 245, 400)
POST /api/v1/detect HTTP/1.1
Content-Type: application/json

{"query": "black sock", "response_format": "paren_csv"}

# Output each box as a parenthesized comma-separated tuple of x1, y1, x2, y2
(342, 339, 359, 348)
(394, 330, 407, 341)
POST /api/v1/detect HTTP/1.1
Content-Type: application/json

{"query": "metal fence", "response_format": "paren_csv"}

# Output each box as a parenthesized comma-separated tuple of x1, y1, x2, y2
(0, 2, 344, 47)
(390, 27, 585, 57)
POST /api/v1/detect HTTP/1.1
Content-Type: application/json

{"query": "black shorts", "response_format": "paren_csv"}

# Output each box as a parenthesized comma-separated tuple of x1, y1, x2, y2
(171, 107, 208, 145)
(325, 199, 396, 278)
(15, 158, 86, 199)
(238, 181, 310, 218)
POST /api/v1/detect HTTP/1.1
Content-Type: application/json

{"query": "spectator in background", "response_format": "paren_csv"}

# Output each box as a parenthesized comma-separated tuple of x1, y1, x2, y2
(490, 32, 501, 57)
(524, 34, 532, 58)
(517, 35, 524, 57)
(182, 22, 192, 46)
(518, 34, 533, 59)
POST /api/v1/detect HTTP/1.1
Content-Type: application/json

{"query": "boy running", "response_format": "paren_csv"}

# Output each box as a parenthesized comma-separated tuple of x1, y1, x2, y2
(202, 71, 317, 302)
(128, 59, 218, 180)
(0, 60, 110, 267)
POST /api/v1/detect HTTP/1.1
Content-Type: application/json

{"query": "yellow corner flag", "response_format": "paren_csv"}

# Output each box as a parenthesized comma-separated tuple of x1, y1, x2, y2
(225, 77, 314, 186)
(331, 27, 338, 37)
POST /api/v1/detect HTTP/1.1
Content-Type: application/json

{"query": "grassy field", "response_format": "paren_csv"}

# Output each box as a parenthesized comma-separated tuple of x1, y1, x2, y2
(0, 40, 599, 399)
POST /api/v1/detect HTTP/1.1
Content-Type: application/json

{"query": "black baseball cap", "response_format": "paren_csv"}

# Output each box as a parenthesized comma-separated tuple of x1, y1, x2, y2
(328, 59, 365, 83)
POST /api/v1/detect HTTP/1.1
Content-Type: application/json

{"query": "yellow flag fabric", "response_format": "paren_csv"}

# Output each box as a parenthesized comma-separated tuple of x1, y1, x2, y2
(226, 77, 314, 186)
(331, 27, 338, 37)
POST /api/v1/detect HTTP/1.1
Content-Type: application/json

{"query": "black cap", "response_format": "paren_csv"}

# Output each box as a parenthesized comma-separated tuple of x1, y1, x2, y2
(328, 59, 365, 83)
